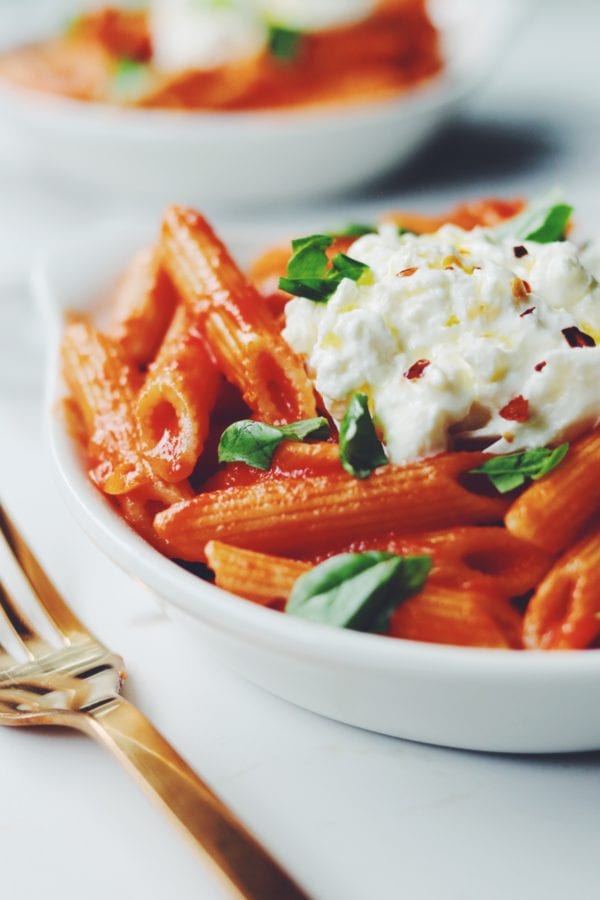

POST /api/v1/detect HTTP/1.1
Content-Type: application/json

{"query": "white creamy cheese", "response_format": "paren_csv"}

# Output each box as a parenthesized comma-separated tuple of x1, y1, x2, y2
(282, 224, 600, 464)
(150, 0, 267, 73)
(150, 0, 377, 72)
(262, 0, 377, 31)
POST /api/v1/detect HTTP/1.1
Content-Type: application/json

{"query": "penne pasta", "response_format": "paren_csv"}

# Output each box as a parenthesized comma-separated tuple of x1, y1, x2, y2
(160, 206, 317, 424)
(523, 523, 600, 650)
(389, 582, 522, 649)
(136, 305, 220, 482)
(110, 245, 178, 365)
(118, 478, 193, 555)
(205, 541, 310, 606)
(154, 452, 509, 562)
(505, 428, 600, 555)
(325, 526, 551, 598)
(383, 197, 524, 235)
(62, 321, 151, 495)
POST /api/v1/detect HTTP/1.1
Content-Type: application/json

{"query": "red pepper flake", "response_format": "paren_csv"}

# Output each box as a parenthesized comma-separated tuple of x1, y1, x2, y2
(499, 395, 530, 423)
(513, 245, 528, 258)
(520, 306, 536, 318)
(562, 326, 596, 348)
(404, 359, 430, 380)
(534, 361, 547, 372)
(511, 278, 530, 301)
(523, 279, 532, 293)
(398, 267, 417, 277)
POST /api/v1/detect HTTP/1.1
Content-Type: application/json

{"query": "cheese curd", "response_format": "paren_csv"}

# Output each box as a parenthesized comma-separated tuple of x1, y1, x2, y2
(151, 0, 267, 73)
(262, 0, 377, 31)
(150, 0, 377, 72)
(282, 224, 600, 464)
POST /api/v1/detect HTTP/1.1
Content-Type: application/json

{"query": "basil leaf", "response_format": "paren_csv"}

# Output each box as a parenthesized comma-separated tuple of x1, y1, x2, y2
(278, 277, 336, 303)
(339, 393, 388, 479)
(493, 194, 573, 244)
(524, 204, 573, 243)
(279, 234, 373, 302)
(218, 417, 330, 470)
(287, 235, 331, 278)
(112, 57, 151, 102)
(286, 551, 432, 632)
(268, 25, 304, 61)
(470, 443, 569, 494)
(278, 418, 331, 441)
(331, 253, 372, 283)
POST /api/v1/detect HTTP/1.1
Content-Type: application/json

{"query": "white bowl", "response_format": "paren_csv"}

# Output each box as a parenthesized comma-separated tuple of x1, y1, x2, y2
(1, 0, 524, 207)
(33, 217, 600, 755)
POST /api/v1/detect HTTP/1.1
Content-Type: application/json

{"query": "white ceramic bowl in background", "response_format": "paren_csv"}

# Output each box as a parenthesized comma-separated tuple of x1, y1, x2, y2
(32, 218, 600, 755)
(0, 0, 526, 207)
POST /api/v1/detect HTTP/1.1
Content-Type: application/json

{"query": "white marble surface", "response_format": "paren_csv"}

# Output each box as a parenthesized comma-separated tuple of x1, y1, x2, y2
(1, 2, 600, 898)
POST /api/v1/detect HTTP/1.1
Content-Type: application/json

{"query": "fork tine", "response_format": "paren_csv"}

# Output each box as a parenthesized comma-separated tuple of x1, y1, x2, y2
(0, 504, 90, 647)
(0, 574, 50, 660)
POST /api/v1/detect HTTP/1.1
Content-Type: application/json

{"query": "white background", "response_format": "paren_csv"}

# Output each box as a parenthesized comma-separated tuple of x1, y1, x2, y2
(1, 2, 600, 898)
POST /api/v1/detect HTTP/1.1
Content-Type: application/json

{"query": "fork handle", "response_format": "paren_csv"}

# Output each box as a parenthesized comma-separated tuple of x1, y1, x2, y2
(77, 696, 308, 900)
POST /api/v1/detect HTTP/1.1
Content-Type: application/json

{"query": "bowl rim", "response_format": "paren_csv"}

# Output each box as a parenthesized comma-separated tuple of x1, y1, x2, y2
(32, 217, 600, 680)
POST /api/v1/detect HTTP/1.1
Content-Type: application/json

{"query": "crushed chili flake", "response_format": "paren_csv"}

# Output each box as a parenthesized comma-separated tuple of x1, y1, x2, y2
(513, 245, 528, 258)
(511, 278, 531, 301)
(398, 267, 417, 277)
(562, 326, 596, 348)
(520, 306, 536, 318)
(534, 361, 547, 372)
(499, 395, 530, 423)
(404, 359, 430, 380)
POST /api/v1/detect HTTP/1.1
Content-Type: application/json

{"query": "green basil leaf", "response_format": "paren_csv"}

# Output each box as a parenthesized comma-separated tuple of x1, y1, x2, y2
(286, 551, 432, 632)
(218, 421, 284, 470)
(279, 234, 373, 302)
(278, 417, 331, 442)
(287, 235, 332, 278)
(339, 393, 388, 479)
(524, 204, 573, 243)
(469, 443, 569, 494)
(111, 57, 152, 102)
(493, 194, 573, 244)
(218, 417, 330, 470)
(278, 277, 336, 303)
(331, 253, 372, 283)
(268, 25, 304, 61)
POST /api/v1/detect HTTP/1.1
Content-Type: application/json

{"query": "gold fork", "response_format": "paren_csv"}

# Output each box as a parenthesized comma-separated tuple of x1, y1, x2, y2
(0, 503, 307, 900)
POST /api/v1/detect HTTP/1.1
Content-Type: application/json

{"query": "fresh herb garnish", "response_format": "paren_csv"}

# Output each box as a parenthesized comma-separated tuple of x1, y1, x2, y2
(494, 194, 573, 244)
(279, 234, 372, 302)
(111, 57, 151, 102)
(524, 203, 573, 243)
(218, 417, 330, 470)
(470, 444, 569, 494)
(286, 551, 432, 632)
(268, 25, 304, 61)
(339, 392, 388, 479)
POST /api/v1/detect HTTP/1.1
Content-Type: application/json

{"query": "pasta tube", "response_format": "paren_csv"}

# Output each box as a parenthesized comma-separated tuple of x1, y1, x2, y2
(160, 206, 317, 424)
(505, 428, 600, 555)
(155, 452, 509, 561)
(136, 305, 220, 482)
(523, 523, 600, 649)
(110, 245, 177, 365)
